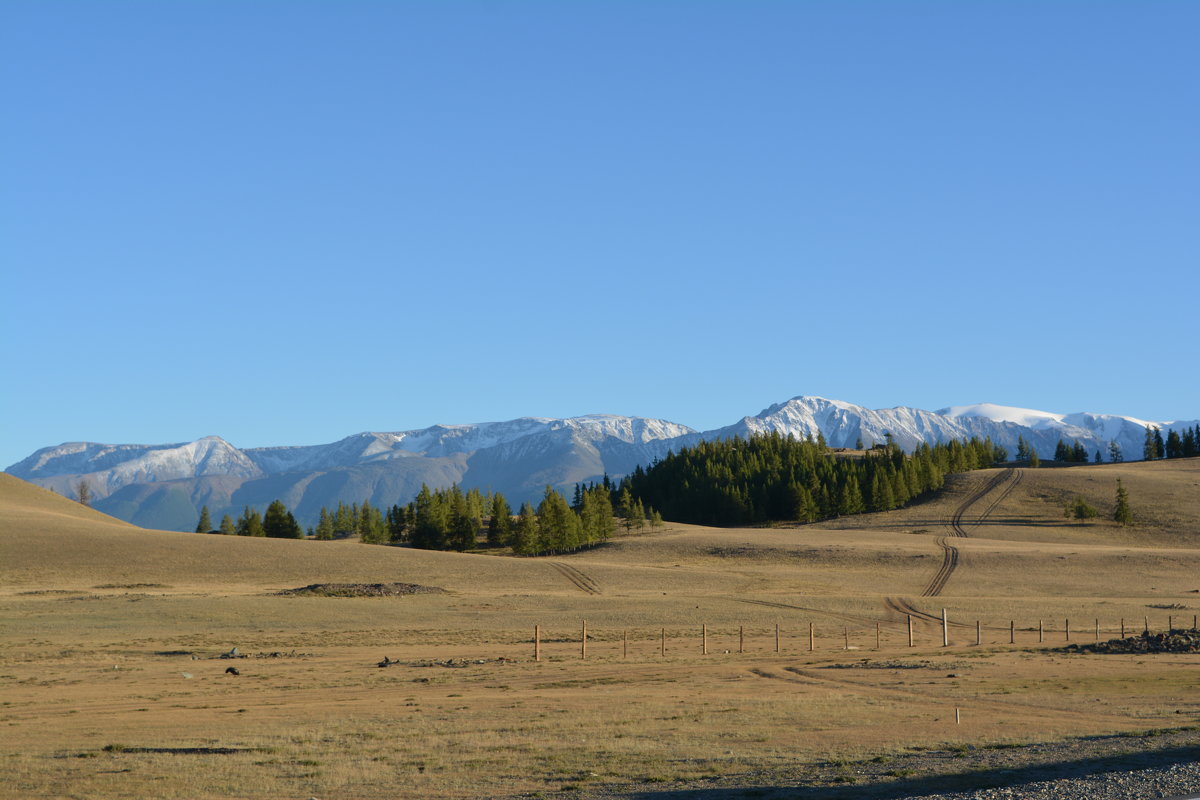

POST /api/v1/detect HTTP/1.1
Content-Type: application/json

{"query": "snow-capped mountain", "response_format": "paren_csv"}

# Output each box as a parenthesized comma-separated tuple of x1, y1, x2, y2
(717, 397, 1194, 464)
(7, 436, 263, 498)
(6, 397, 1195, 531)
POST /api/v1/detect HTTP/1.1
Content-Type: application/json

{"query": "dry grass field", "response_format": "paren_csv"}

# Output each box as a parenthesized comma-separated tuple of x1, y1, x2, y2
(2, 461, 1199, 799)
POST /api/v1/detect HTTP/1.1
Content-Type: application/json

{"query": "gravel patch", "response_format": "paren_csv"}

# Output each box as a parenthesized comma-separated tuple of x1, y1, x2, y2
(568, 727, 1200, 800)
(899, 760, 1200, 799)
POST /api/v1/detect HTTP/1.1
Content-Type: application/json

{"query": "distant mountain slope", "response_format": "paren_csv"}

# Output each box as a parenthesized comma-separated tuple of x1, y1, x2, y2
(6, 397, 1195, 532)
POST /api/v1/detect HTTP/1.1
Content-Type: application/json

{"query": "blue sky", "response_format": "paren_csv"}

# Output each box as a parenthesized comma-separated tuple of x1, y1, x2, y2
(2, 1, 1197, 468)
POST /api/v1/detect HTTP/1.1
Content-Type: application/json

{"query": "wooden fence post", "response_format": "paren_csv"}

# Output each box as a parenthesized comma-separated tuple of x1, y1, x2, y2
(1065, 618, 1069, 642)
(661, 627, 666, 657)
(623, 629, 628, 659)
(809, 622, 815, 652)
(876, 622, 881, 650)
(702, 623, 708, 655)
(843, 626, 849, 651)
(775, 623, 780, 653)
(975, 620, 981, 646)
(1095, 619, 1099, 642)
(942, 608, 948, 647)
(1121, 618, 1125, 638)
(1009, 620, 1014, 644)
(1144, 616, 1149, 634)
(582, 620, 588, 659)
(739, 626, 744, 654)
(535, 625, 541, 662)
(908, 615, 913, 647)
(1038, 620, 1043, 643)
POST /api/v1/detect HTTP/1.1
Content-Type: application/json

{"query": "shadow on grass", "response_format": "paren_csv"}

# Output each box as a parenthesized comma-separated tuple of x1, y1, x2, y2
(621, 743, 1200, 799)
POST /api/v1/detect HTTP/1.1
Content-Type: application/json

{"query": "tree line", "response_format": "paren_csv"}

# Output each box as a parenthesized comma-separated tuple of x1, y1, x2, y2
(194, 482, 662, 557)
(615, 432, 1009, 527)
(1143, 424, 1200, 461)
(195, 501, 303, 539)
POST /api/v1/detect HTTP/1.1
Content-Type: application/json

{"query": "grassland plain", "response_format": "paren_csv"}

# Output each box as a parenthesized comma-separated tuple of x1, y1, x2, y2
(1, 461, 1198, 799)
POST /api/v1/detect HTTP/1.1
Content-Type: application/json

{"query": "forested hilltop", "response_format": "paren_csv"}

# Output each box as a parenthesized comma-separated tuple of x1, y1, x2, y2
(617, 432, 1007, 527)
(196, 433, 1012, 553)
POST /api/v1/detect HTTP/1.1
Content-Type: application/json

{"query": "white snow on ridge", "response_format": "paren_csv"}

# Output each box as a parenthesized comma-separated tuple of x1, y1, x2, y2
(939, 403, 1066, 429)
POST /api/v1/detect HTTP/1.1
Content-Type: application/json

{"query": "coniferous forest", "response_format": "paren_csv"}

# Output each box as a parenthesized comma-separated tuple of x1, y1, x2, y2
(616, 432, 1007, 527)
(200, 427, 1191, 550)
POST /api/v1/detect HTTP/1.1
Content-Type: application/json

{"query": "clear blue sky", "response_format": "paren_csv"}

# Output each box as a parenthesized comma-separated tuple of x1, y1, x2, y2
(2, 1, 1197, 468)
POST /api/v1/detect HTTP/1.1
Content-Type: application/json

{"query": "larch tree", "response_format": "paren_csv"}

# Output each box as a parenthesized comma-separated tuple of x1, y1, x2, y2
(1113, 479, 1133, 525)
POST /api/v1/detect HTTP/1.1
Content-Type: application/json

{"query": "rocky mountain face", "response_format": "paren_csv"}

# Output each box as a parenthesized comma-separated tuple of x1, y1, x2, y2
(7, 397, 1194, 532)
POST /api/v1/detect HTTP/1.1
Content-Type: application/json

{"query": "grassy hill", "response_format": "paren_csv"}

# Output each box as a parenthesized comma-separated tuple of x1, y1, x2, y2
(1, 463, 1198, 799)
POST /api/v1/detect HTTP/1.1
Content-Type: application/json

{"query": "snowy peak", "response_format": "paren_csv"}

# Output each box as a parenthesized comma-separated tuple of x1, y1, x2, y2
(7, 435, 262, 497)
(938, 403, 1066, 429)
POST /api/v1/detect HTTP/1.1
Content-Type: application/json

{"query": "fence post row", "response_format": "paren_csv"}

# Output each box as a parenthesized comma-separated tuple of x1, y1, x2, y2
(528, 614, 1162, 659)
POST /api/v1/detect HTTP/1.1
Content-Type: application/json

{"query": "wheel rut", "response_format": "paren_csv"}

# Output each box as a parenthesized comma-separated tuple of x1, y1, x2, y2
(918, 467, 1021, 598)
(549, 561, 601, 595)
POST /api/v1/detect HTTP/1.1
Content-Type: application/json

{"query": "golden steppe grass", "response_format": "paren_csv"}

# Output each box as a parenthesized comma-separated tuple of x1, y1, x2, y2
(1, 462, 1199, 798)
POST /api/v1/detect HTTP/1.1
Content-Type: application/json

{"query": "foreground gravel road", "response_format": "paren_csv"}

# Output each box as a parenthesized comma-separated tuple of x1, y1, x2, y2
(902, 761, 1200, 800)
(574, 727, 1200, 800)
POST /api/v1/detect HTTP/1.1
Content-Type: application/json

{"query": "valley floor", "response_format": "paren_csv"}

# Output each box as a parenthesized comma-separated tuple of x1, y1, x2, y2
(1, 462, 1199, 798)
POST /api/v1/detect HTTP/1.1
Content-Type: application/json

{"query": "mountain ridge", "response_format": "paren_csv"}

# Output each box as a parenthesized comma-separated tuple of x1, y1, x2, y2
(8, 396, 1196, 531)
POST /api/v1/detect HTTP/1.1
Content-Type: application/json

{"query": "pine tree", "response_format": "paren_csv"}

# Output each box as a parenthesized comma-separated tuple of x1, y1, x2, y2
(75, 480, 92, 507)
(264, 499, 302, 539)
(486, 493, 513, 546)
(1144, 426, 1157, 461)
(315, 507, 334, 540)
(1107, 440, 1123, 463)
(386, 504, 412, 543)
(513, 502, 540, 555)
(537, 486, 579, 552)
(1054, 440, 1070, 462)
(1029, 448, 1040, 468)
(1016, 436, 1030, 461)
(1165, 429, 1183, 459)
(617, 487, 637, 532)
(1113, 479, 1133, 525)
(1093, 449, 1102, 463)
(195, 505, 212, 533)
(358, 499, 386, 544)
(236, 506, 264, 537)
(1154, 427, 1165, 459)
(411, 485, 446, 550)
(837, 475, 865, 516)
(219, 514, 236, 535)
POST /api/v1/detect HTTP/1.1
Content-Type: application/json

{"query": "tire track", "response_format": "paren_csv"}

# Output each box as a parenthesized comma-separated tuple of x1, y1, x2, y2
(727, 597, 886, 627)
(920, 537, 960, 597)
(885, 596, 974, 629)
(549, 561, 601, 595)
(920, 468, 1021, 597)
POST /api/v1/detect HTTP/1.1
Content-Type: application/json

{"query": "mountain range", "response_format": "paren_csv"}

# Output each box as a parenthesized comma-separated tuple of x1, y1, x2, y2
(7, 396, 1196, 532)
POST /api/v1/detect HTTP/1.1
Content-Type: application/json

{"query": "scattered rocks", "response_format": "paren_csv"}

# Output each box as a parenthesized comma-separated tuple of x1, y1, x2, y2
(276, 583, 447, 597)
(380, 657, 510, 669)
(1064, 630, 1200, 655)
